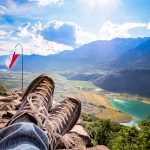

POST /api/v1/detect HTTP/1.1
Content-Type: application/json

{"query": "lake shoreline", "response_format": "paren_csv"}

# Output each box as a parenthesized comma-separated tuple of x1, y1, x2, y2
(108, 98, 150, 125)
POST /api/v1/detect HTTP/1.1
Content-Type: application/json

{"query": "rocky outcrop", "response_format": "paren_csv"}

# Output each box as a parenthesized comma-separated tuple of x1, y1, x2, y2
(0, 91, 109, 150)
(0, 90, 22, 128)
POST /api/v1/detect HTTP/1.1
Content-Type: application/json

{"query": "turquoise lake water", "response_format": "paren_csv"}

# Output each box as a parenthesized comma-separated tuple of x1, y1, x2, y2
(109, 98, 150, 125)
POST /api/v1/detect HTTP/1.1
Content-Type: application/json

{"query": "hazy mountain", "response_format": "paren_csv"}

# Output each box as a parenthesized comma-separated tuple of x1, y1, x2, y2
(1, 37, 149, 72)
(52, 37, 149, 65)
(110, 39, 150, 70)
(94, 69, 150, 97)
(0, 55, 7, 65)
(0, 55, 7, 70)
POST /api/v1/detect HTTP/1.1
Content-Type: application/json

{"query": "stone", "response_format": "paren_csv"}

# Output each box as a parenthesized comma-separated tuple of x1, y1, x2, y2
(0, 111, 7, 120)
(7, 110, 16, 118)
(13, 99, 21, 109)
(58, 133, 87, 150)
(87, 145, 110, 150)
(0, 96, 13, 102)
(69, 124, 92, 147)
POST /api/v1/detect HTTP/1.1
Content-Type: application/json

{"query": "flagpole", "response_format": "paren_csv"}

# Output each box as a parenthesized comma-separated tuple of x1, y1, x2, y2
(15, 44, 24, 93)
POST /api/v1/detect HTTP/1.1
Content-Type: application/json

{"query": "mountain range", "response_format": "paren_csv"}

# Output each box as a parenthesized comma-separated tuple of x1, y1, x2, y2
(1, 37, 150, 71)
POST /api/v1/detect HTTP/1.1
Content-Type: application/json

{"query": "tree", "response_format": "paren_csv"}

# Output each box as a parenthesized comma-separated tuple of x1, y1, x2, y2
(81, 113, 121, 146)
(110, 120, 150, 150)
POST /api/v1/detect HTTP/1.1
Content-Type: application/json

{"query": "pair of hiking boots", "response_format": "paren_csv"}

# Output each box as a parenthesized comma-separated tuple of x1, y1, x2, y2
(7, 74, 81, 150)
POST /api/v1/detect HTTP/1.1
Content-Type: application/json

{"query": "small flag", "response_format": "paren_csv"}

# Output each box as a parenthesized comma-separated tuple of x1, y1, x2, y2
(5, 51, 19, 68)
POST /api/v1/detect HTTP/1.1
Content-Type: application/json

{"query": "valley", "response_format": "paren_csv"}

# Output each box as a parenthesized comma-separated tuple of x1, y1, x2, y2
(0, 69, 149, 125)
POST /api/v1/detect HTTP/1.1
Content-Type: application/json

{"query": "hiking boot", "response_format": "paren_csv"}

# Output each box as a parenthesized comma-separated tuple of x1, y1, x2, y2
(44, 97, 81, 150)
(7, 74, 55, 126)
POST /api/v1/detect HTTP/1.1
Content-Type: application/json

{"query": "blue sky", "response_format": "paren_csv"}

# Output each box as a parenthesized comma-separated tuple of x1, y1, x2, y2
(0, 0, 150, 55)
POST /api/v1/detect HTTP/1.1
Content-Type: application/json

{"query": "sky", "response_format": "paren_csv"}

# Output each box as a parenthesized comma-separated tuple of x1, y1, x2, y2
(0, 0, 150, 55)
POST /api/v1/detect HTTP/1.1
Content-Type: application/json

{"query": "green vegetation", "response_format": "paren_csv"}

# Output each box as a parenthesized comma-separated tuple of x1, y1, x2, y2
(0, 84, 6, 95)
(81, 113, 150, 150)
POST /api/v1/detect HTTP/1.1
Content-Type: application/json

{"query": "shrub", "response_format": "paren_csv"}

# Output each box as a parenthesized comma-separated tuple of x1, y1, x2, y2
(0, 84, 6, 95)
(81, 113, 122, 146)
(81, 113, 150, 150)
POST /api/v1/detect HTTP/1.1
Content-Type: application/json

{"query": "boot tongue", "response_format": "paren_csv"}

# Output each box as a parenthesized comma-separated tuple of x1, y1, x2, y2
(12, 114, 37, 124)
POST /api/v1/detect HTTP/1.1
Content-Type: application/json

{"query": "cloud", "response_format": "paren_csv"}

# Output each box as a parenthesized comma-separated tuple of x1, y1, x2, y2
(75, 29, 96, 46)
(41, 21, 96, 47)
(41, 21, 77, 46)
(0, 30, 7, 36)
(0, 21, 73, 55)
(0, 0, 66, 32)
(100, 21, 147, 40)
(0, 37, 72, 55)
(0, 5, 6, 14)
(29, 0, 64, 6)
(1, 0, 35, 17)
(0, 0, 62, 19)
(147, 22, 150, 30)
(0, 30, 7, 39)
(0, 20, 96, 55)
(17, 22, 32, 38)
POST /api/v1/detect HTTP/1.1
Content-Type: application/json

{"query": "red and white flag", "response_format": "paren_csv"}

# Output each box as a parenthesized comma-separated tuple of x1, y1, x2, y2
(5, 51, 19, 68)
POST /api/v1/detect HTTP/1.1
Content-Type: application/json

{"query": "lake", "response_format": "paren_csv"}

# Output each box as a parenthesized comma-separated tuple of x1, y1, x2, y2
(109, 98, 150, 126)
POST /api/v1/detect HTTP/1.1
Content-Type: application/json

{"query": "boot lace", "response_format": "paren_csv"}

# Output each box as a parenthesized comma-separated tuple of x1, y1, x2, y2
(43, 99, 76, 150)
(46, 100, 75, 132)
(23, 97, 74, 150)
(33, 80, 54, 104)
(21, 79, 53, 126)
